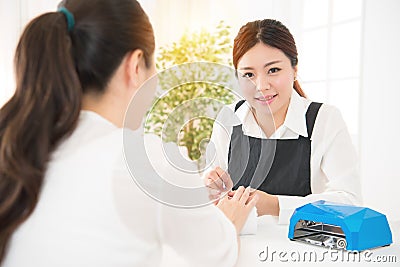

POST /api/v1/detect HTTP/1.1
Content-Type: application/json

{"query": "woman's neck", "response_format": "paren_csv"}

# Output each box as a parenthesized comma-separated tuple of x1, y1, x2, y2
(253, 104, 288, 137)
(81, 90, 124, 128)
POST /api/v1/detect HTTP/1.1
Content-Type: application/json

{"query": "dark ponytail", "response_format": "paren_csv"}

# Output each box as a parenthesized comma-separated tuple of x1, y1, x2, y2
(0, 11, 81, 261)
(0, 0, 154, 262)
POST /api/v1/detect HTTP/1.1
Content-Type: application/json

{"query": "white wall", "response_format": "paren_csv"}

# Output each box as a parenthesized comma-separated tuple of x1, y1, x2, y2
(0, 0, 21, 106)
(0, 0, 60, 106)
(359, 0, 400, 221)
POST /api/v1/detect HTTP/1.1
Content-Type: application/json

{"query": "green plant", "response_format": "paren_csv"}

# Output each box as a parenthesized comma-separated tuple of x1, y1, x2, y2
(145, 22, 237, 165)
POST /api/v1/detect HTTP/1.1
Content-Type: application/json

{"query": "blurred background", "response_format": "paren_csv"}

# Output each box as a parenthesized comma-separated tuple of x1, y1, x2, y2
(1, 0, 399, 221)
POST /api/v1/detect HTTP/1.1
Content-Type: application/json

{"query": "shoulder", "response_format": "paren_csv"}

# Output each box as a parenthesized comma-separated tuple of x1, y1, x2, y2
(317, 103, 346, 129)
(312, 103, 348, 143)
(214, 101, 244, 128)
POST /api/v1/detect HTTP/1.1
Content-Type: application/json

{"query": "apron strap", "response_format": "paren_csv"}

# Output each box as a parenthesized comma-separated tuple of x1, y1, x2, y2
(234, 100, 246, 112)
(305, 102, 322, 138)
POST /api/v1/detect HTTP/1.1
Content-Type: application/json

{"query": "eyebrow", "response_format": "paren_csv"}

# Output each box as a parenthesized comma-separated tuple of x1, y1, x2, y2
(238, 60, 282, 70)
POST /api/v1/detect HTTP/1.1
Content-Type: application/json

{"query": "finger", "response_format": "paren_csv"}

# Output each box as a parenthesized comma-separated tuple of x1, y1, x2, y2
(245, 194, 255, 205)
(239, 186, 251, 205)
(205, 180, 221, 191)
(227, 190, 235, 197)
(205, 172, 223, 190)
(206, 171, 220, 183)
(215, 167, 233, 190)
(214, 166, 225, 176)
(249, 188, 257, 195)
(246, 193, 258, 210)
(207, 188, 221, 198)
(208, 194, 221, 200)
(216, 193, 229, 207)
(209, 192, 221, 205)
(246, 189, 257, 203)
(232, 186, 245, 201)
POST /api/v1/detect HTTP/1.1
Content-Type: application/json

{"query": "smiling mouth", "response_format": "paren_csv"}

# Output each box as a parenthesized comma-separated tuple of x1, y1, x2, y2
(255, 94, 277, 101)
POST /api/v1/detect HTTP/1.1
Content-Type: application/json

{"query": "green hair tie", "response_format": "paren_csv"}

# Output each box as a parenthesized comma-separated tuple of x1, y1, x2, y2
(58, 7, 75, 32)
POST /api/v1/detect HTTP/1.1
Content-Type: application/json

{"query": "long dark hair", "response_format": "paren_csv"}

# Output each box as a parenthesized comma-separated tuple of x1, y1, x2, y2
(0, 0, 154, 262)
(233, 19, 306, 97)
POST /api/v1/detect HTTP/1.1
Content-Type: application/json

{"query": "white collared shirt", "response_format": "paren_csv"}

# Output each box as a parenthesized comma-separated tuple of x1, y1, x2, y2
(3, 111, 238, 267)
(206, 90, 362, 224)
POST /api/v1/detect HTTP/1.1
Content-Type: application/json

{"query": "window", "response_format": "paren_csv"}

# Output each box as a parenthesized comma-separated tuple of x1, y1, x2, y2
(298, 0, 363, 138)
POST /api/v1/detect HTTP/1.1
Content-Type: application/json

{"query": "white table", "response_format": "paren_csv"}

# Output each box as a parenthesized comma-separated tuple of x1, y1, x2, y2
(162, 216, 400, 266)
(237, 216, 399, 266)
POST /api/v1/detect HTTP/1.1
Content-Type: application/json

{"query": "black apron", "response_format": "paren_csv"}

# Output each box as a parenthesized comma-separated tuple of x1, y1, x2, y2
(228, 100, 322, 197)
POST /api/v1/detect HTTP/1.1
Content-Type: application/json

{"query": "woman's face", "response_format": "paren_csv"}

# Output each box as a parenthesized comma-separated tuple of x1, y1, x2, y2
(237, 42, 296, 121)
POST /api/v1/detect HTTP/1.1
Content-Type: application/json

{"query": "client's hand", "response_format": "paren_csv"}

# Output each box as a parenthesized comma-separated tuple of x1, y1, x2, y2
(204, 167, 233, 203)
(216, 186, 258, 234)
(229, 189, 279, 216)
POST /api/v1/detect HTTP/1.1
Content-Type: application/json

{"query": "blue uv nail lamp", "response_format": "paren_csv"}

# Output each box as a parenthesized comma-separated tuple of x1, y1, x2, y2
(288, 200, 393, 251)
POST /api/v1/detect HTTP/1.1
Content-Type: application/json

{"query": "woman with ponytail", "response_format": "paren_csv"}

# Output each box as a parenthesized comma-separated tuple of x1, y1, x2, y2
(0, 1, 256, 266)
(205, 19, 361, 225)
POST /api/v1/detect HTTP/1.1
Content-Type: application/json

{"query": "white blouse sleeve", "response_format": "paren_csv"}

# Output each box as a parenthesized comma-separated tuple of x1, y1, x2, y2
(159, 204, 238, 267)
(112, 132, 238, 267)
(277, 105, 362, 224)
(153, 136, 239, 267)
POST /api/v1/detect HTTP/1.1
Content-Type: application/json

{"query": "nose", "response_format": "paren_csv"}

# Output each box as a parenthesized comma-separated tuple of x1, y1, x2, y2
(256, 75, 270, 92)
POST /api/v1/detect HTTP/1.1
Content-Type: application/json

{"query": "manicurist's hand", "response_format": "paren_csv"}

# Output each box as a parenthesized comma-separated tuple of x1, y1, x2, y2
(252, 190, 279, 216)
(204, 167, 233, 202)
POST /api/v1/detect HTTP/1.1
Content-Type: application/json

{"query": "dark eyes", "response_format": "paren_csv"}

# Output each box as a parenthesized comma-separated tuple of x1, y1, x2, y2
(241, 68, 281, 78)
(242, 72, 254, 78)
(268, 67, 281, 74)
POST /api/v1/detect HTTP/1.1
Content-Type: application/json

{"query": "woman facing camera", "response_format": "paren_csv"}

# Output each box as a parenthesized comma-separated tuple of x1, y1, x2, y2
(205, 19, 361, 224)
(0, 1, 257, 266)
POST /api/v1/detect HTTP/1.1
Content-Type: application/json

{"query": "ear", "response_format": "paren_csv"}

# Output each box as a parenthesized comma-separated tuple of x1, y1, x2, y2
(293, 65, 298, 80)
(125, 49, 144, 89)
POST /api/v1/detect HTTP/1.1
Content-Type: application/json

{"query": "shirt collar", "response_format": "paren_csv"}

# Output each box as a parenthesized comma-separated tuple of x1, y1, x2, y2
(235, 90, 310, 138)
(234, 100, 267, 138)
(284, 90, 309, 138)
(235, 100, 251, 124)
(80, 110, 118, 128)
